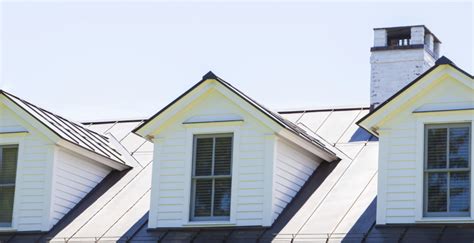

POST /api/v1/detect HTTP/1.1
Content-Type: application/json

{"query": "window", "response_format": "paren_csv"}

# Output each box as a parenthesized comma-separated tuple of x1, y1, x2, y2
(424, 124, 471, 217)
(0, 145, 19, 227)
(191, 134, 233, 221)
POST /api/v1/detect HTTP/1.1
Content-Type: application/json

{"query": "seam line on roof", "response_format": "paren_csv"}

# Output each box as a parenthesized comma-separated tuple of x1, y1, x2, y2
(65, 160, 152, 242)
(52, 113, 119, 161)
(315, 109, 334, 133)
(103, 121, 119, 136)
(296, 123, 354, 160)
(5, 92, 125, 164)
(98, 188, 151, 241)
(120, 121, 145, 142)
(294, 110, 306, 124)
(330, 169, 378, 238)
(335, 108, 365, 144)
(69, 120, 122, 156)
(294, 143, 367, 235)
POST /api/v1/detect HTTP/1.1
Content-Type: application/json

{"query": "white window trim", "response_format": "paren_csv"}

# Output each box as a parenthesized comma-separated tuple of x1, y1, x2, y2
(182, 124, 241, 226)
(0, 133, 26, 230)
(423, 123, 471, 217)
(414, 113, 474, 222)
(190, 133, 233, 222)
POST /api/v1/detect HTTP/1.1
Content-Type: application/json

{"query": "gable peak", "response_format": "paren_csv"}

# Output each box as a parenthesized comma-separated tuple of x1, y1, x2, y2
(435, 56, 454, 65)
(202, 71, 219, 80)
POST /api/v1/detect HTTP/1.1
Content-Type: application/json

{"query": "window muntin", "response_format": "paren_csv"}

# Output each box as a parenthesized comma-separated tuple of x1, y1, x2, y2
(191, 134, 232, 221)
(0, 145, 19, 227)
(424, 124, 471, 217)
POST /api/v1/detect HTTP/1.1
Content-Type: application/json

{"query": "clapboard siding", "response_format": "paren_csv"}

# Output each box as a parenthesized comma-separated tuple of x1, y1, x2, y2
(377, 76, 474, 224)
(0, 104, 51, 231)
(50, 148, 111, 227)
(150, 90, 275, 227)
(272, 139, 322, 222)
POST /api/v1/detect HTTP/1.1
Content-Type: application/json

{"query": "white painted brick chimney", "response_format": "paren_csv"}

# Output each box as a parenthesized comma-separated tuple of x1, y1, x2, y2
(370, 25, 441, 108)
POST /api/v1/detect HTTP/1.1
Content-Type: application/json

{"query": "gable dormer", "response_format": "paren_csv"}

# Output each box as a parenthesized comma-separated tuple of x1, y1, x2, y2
(134, 72, 338, 228)
(0, 91, 130, 231)
(358, 58, 473, 225)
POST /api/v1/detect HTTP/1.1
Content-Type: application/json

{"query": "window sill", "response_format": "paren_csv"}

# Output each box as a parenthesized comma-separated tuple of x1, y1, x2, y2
(183, 221, 236, 227)
(416, 217, 473, 223)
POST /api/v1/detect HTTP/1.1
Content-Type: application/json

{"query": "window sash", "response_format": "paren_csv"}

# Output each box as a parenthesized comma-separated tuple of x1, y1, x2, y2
(0, 145, 19, 227)
(191, 134, 232, 221)
(424, 124, 471, 217)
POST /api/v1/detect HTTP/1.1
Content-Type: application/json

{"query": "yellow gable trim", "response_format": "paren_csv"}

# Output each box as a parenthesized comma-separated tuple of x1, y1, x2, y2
(359, 65, 473, 136)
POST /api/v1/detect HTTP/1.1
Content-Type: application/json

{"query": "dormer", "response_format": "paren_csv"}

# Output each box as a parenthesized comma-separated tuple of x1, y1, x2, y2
(0, 90, 130, 232)
(134, 72, 338, 228)
(359, 57, 473, 225)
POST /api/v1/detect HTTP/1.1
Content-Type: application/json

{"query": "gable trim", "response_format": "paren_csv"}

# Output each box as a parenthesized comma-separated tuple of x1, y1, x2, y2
(133, 72, 337, 161)
(357, 58, 473, 135)
(0, 90, 130, 170)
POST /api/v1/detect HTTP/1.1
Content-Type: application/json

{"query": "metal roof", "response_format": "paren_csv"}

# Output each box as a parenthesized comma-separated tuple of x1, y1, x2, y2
(133, 71, 337, 159)
(0, 90, 128, 166)
(1, 107, 473, 242)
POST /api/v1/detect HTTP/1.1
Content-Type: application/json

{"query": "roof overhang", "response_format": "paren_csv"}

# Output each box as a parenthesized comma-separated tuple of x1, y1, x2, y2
(134, 72, 338, 162)
(0, 92, 131, 171)
(357, 61, 473, 137)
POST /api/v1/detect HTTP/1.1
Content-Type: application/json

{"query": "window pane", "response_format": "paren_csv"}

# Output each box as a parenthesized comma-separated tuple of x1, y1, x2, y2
(449, 127, 470, 168)
(193, 179, 212, 217)
(195, 138, 213, 176)
(450, 172, 470, 212)
(0, 186, 15, 225)
(0, 146, 19, 184)
(213, 178, 231, 216)
(427, 128, 447, 169)
(427, 172, 447, 212)
(214, 137, 232, 175)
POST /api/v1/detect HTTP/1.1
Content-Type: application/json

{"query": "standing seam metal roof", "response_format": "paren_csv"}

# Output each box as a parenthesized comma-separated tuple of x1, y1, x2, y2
(0, 90, 127, 165)
(133, 71, 336, 159)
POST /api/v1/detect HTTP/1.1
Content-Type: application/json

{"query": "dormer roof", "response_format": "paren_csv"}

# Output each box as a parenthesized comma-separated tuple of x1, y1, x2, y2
(0, 90, 130, 170)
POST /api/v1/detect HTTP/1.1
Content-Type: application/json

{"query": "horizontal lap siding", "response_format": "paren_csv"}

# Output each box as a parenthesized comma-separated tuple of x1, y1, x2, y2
(1, 106, 50, 231)
(154, 122, 269, 227)
(51, 149, 111, 226)
(16, 136, 50, 231)
(273, 139, 322, 222)
(384, 120, 417, 223)
(236, 131, 265, 225)
(155, 128, 186, 227)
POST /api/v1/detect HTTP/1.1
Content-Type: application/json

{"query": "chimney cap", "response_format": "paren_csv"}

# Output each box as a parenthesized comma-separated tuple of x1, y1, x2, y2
(373, 25, 441, 43)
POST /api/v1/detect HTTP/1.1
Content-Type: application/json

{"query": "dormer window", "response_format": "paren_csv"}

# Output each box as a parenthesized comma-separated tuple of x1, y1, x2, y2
(0, 145, 18, 227)
(424, 124, 471, 217)
(191, 134, 233, 221)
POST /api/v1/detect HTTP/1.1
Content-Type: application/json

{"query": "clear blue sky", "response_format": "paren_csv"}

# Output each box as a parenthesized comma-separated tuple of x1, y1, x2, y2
(1, 1, 472, 121)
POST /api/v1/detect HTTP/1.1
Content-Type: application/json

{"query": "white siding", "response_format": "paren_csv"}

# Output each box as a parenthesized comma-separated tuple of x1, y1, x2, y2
(150, 90, 276, 227)
(50, 148, 112, 227)
(148, 88, 328, 228)
(378, 77, 474, 224)
(0, 103, 114, 231)
(0, 104, 51, 231)
(273, 139, 322, 222)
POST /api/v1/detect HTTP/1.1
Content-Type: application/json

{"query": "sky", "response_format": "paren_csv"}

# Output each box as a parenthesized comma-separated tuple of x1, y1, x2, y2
(0, 1, 472, 122)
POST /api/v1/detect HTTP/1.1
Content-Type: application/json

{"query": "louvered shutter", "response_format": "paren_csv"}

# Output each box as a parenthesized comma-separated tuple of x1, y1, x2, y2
(192, 135, 232, 220)
(0, 145, 18, 226)
(425, 125, 470, 216)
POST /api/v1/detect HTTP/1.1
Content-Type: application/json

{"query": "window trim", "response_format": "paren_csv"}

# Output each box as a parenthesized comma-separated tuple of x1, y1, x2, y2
(0, 144, 19, 227)
(423, 123, 471, 217)
(0, 133, 25, 230)
(190, 133, 233, 222)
